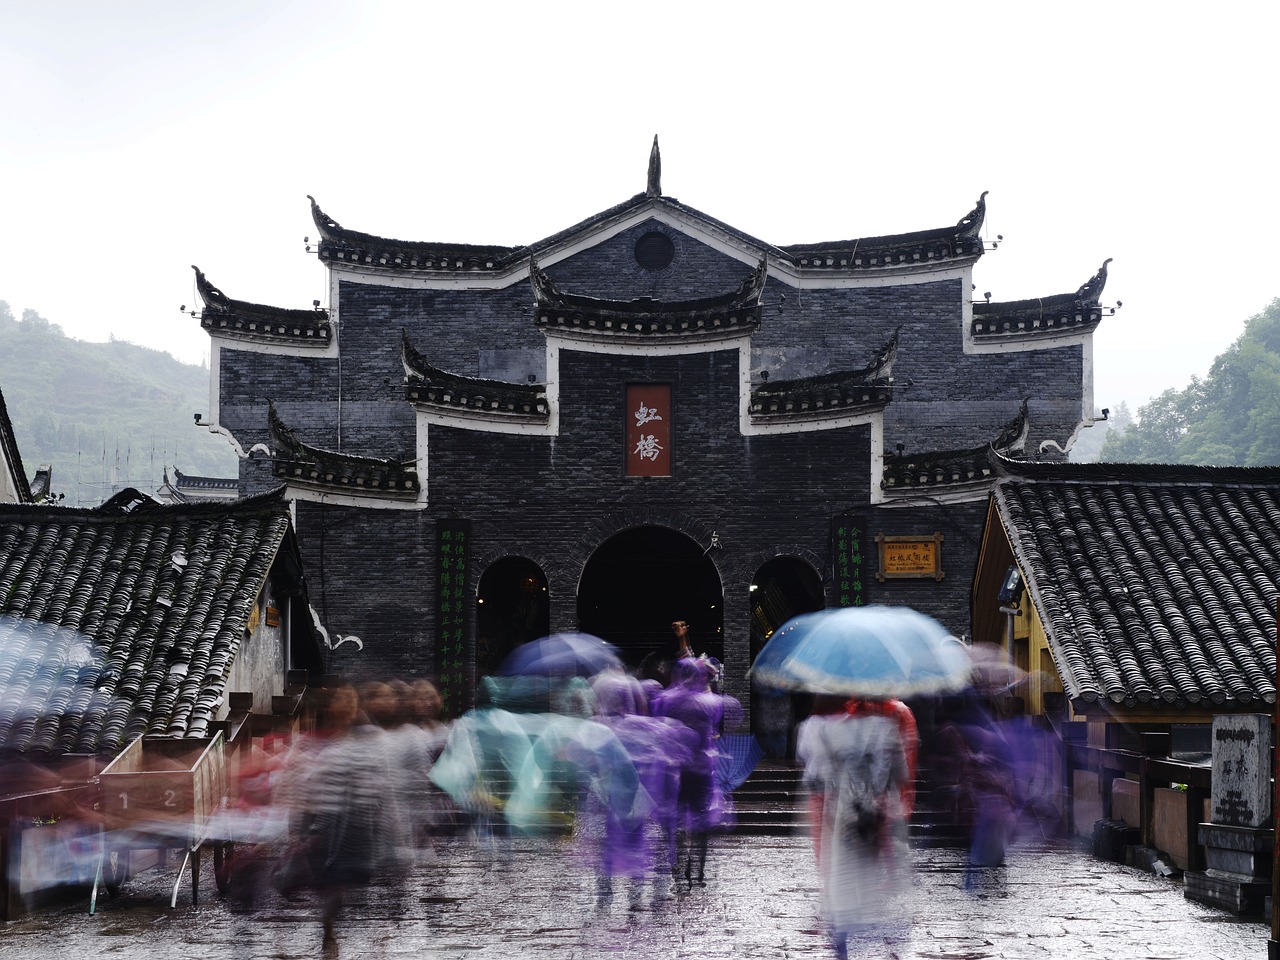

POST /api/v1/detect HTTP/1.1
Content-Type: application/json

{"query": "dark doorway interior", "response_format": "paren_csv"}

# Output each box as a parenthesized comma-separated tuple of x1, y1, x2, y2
(476, 557, 550, 678)
(578, 526, 723, 669)
(748, 556, 825, 663)
(749, 556, 825, 758)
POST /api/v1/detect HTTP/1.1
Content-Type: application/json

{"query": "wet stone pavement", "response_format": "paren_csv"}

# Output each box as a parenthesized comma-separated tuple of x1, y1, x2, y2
(1, 833, 1268, 960)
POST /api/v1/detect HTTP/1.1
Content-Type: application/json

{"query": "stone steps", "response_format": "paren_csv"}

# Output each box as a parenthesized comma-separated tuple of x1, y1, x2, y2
(729, 759, 973, 845)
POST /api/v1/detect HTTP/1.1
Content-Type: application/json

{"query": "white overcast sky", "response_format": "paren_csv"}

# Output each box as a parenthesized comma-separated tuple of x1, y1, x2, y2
(2, 1, 1276, 415)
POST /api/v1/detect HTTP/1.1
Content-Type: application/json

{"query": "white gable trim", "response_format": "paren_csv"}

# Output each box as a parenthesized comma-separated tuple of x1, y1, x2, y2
(206, 331, 339, 361)
(281, 484, 424, 511)
(322, 200, 978, 294)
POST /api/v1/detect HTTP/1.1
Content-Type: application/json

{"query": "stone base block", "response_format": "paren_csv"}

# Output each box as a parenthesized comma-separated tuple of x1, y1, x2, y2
(1198, 822, 1273, 881)
(1184, 870, 1269, 916)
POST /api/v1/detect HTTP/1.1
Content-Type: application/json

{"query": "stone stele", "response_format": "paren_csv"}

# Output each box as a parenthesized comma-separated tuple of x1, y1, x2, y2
(1209, 714, 1272, 829)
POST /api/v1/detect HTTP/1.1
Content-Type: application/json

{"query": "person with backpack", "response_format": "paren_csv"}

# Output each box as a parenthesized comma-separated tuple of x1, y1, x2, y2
(797, 698, 912, 959)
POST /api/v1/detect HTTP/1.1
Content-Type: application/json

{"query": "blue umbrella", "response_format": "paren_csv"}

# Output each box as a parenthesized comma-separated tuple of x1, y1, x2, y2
(748, 611, 829, 692)
(497, 631, 622, 678)
(748, 606, 969, 699)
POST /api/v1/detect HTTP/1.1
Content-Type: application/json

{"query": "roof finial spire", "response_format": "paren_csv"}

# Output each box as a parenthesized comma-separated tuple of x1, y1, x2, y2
(646, 135, 661, 197)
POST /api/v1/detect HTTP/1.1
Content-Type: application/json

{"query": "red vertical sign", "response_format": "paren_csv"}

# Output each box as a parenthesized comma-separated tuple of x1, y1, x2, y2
(625, 384, 671, 477)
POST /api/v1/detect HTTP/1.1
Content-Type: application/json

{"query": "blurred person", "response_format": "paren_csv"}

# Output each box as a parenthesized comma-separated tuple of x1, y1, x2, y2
(649, 655, 743, 888)
(846, 697, 918, 818)
(406, 678, 457, 839)
(357, 680, 414, 874)
(429, 676, 551, 853)
(672, 619, 696, 659)
(218, 732, 294, 913)
(590, 668, 698, 905)
(797, 698, 911, 959)
(931, 690, 1019, 876)
(277, 683, 396, 953)
(504, 678, 652, 907)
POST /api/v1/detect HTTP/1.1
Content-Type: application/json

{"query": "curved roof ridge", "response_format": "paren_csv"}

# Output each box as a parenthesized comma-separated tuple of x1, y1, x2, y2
(970, 260, 1112, 342)
(268, 402, 419, 495)
(308, 195, 525, 270)
(777, 192, 988, 269)
(171, 467, 238, 488)
(882, 399, 1028, 492)
(748, 330, 898, 420)
(307, 188, 986, 277)
(192, 266, 331, 346)
(975, 259, 1113, 317)
(532, 258, 767, 317)
(401, 332, 549, 419)
(532, 259, 765, 342)
(990, 450, 1280, 486)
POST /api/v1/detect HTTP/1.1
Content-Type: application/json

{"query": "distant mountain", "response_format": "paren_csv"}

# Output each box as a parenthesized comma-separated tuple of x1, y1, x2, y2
(0, 302, 237, 506)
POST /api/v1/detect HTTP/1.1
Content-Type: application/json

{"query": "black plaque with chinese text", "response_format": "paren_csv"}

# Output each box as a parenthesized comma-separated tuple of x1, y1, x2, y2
(831, 515, 867, 607)
(435, 519, 471, 716)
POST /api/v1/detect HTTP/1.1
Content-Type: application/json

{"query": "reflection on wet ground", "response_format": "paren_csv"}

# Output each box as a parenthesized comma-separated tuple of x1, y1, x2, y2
(1, 834, 1267, 960)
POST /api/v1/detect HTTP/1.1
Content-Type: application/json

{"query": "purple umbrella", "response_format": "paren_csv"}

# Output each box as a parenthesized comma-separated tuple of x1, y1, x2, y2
(497, 632, 622, 678)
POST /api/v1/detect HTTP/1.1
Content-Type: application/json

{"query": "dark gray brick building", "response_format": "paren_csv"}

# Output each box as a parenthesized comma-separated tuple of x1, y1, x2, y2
(190, 141, 1113, 732)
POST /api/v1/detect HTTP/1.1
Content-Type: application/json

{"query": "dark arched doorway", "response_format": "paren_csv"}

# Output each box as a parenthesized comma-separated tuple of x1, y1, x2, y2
(749, 556, 824, 757)
(476, 557, 550, 678)
(578, 526, 723, 670)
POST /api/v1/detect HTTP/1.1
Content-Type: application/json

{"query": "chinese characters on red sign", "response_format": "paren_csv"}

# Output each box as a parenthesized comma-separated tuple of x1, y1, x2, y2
(625, 384, 672, 477)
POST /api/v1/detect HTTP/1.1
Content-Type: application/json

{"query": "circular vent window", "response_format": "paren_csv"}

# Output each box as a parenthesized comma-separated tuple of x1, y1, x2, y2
(634, 231, 675, 271)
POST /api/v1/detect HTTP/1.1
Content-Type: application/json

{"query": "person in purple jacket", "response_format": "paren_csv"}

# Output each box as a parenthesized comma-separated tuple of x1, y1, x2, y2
(649, 655, 743, 888)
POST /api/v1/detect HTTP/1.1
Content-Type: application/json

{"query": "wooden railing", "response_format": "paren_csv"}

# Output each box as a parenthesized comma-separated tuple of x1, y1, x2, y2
(1062, 725, 1213, 872)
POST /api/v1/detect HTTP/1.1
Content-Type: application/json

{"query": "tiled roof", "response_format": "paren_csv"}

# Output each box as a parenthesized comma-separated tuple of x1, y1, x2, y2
(533, 259, 766, 341)
(779, 192, 988, 271)
(268, 403, 420, 496)
(309, 196, 521, 272)
(882, 400, 1028, 492)
(402, 333, 549, 421)
(307, 188, 986, 277)
(990, 456, 1280, 709)
(971, 259, 1112, 342)
(172, 468, 238, 493)
(192, 266, 332, 347)
(0, 384, 32, 503)
(749, 330, 898, 421)
(158, 468, 239, 505)
(0, 488, 300, 757)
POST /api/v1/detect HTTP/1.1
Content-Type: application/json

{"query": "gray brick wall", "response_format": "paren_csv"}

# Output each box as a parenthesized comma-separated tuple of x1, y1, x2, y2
(213, 212, 1092, 714)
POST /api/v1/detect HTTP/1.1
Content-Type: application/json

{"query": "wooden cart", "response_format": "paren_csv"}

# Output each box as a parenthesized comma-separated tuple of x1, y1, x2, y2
(92, 733, 232, 910)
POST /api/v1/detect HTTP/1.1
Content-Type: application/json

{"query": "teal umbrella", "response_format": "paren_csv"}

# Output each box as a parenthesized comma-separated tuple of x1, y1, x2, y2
(748, 606, 969, 699)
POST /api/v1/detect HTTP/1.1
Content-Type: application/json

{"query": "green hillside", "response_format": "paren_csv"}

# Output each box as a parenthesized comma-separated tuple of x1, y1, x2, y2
(0, 302, 238, 506)
(1101, 298, 1280, 465)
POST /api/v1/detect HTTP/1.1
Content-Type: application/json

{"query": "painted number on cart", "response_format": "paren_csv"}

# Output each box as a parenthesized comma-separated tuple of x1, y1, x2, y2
(118, 790, 178, 808)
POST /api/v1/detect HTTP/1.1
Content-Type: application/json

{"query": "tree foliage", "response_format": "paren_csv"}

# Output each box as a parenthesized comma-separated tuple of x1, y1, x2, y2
(1101, 298, 1280, 465)
(0, 301, 237, 506)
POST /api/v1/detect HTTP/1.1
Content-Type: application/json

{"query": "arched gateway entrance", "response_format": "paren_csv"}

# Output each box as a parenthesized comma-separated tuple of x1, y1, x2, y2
(577, 526, 723, 669)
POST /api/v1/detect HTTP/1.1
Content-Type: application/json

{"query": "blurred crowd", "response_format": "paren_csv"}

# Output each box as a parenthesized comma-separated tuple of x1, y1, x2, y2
(5, 628, 1061, 960)
(214, 640, 745, 952)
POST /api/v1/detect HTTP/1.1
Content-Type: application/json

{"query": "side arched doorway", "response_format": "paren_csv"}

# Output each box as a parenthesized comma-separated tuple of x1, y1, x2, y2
(749, 556, 825, 758)
(577, 526, 723, 673)
(476, 557, 550, 679)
